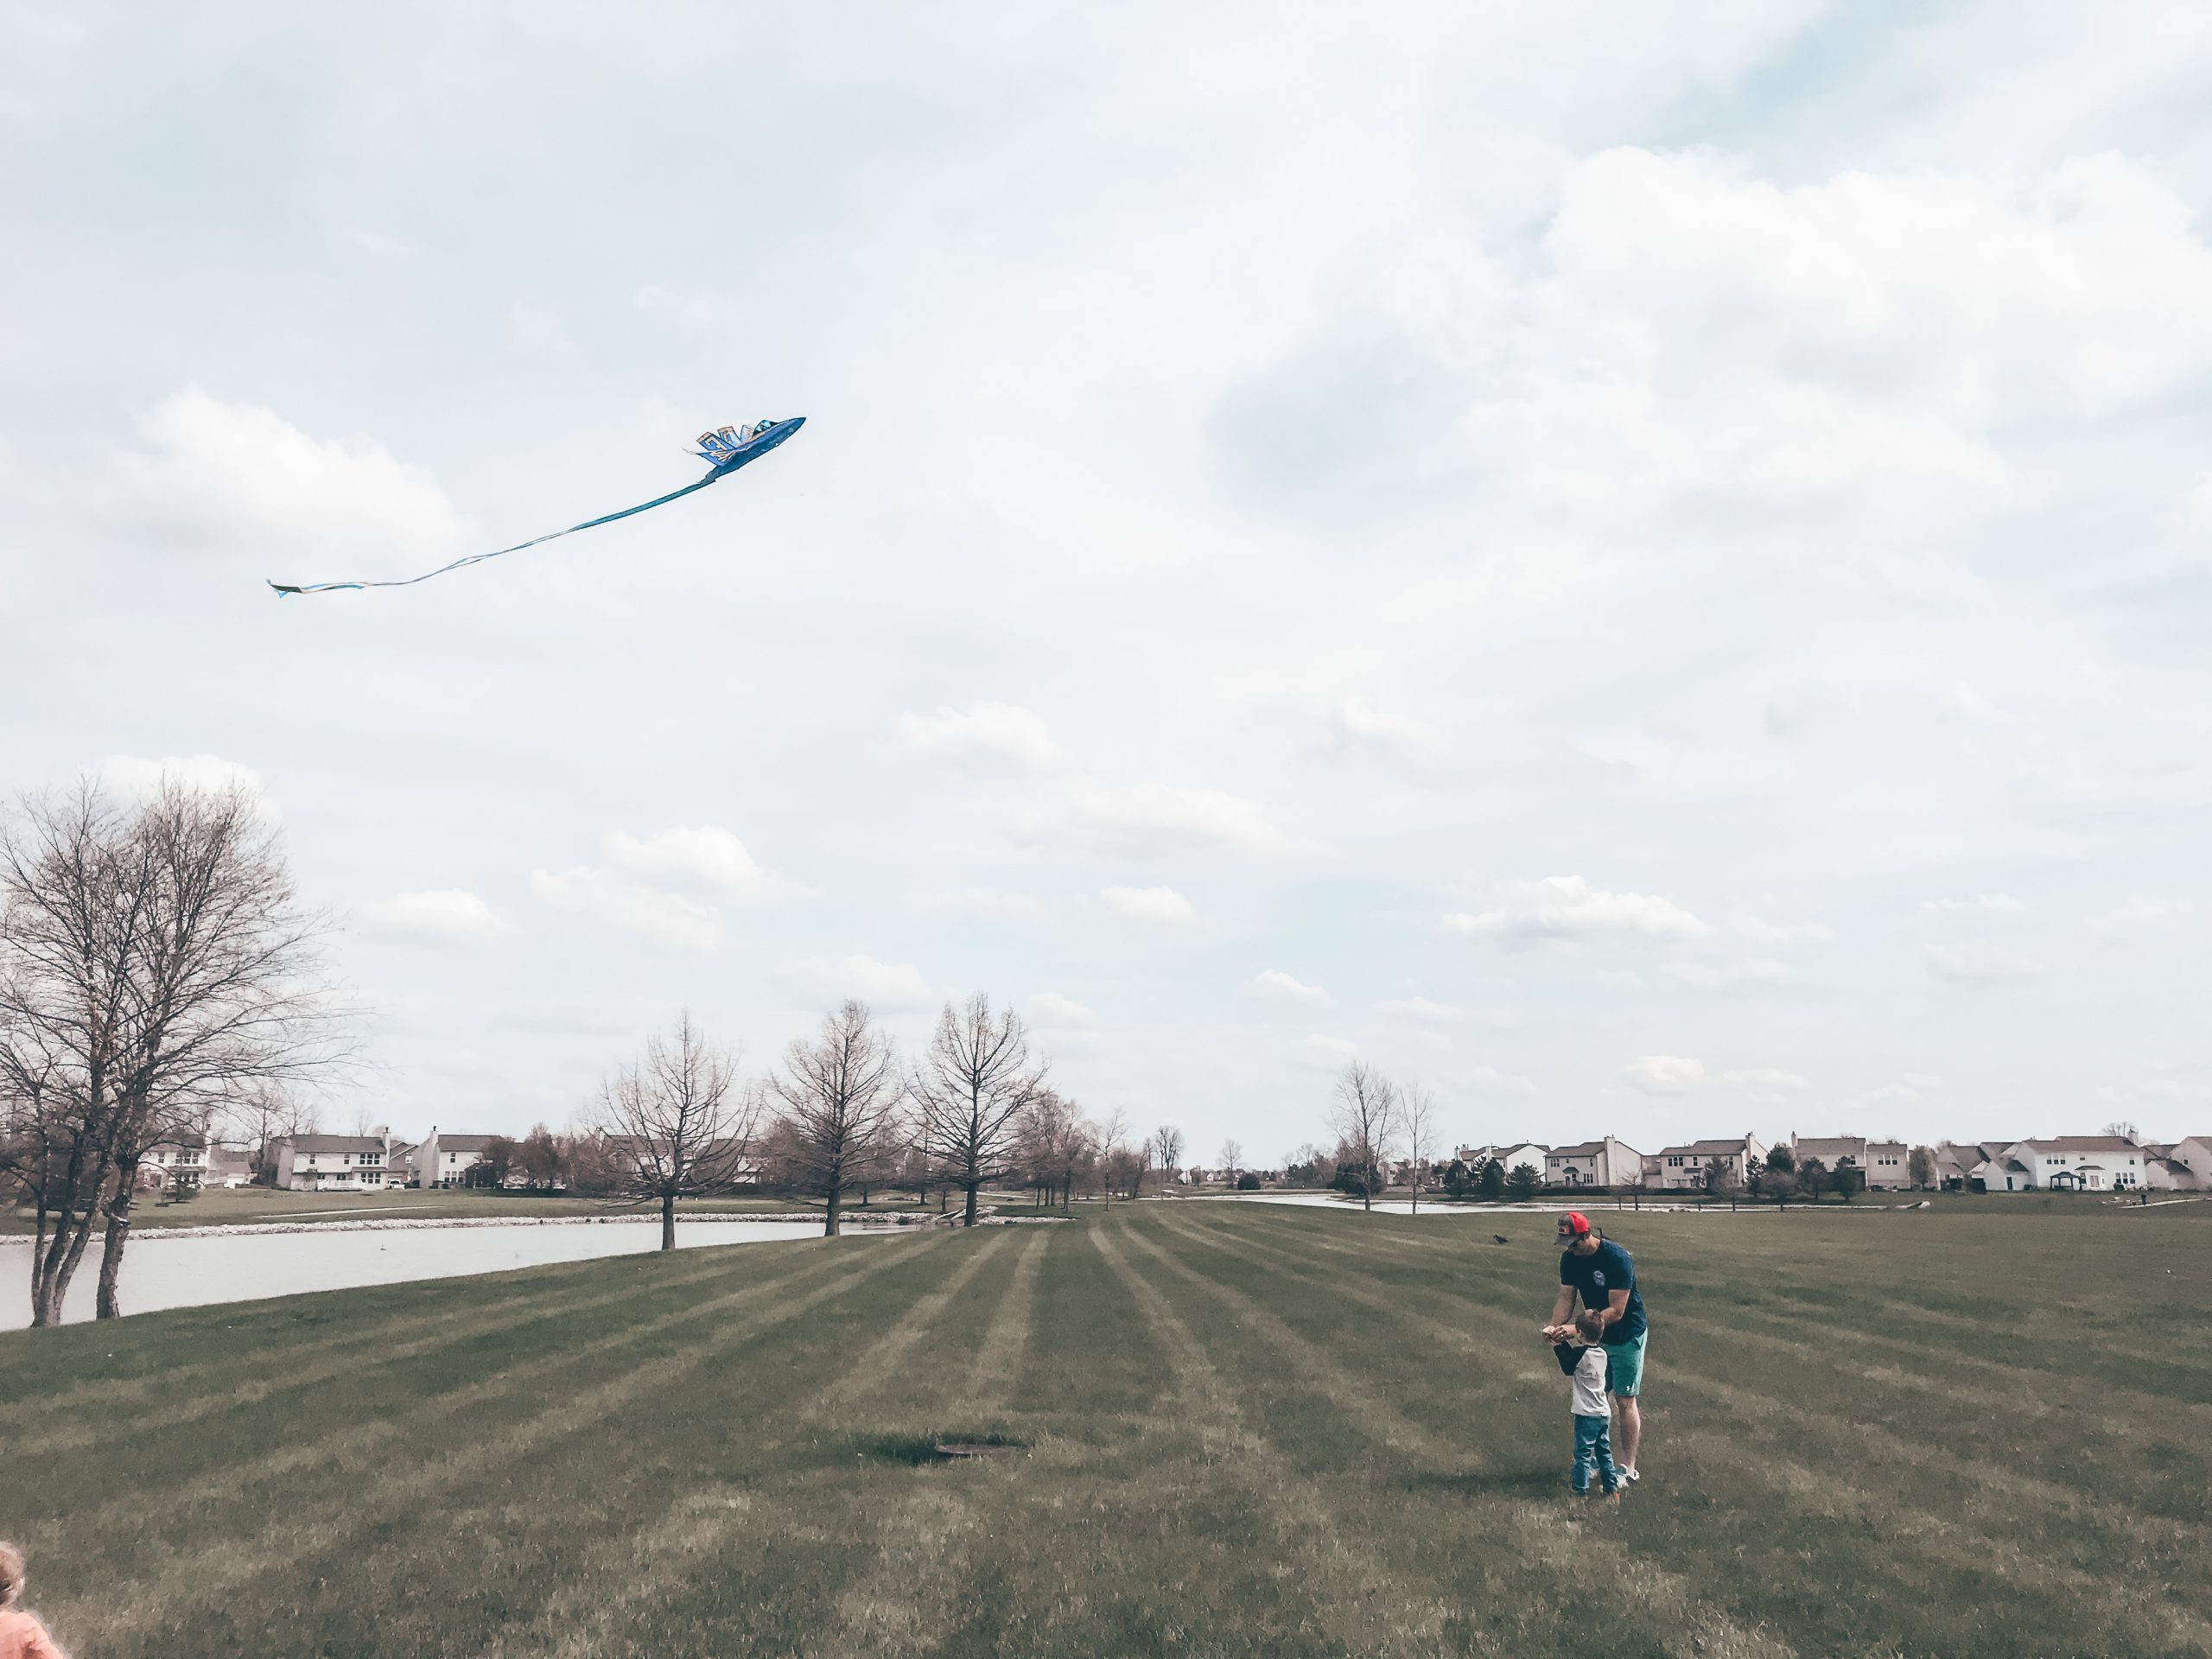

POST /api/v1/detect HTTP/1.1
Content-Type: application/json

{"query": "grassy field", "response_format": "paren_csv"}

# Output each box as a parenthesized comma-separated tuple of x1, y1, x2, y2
(3, 1202, 2207, 1656)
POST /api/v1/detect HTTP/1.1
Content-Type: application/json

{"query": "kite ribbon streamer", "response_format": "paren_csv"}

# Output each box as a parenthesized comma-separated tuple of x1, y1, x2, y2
(268, 475, 719, 595)
(267, 415, 803, 595)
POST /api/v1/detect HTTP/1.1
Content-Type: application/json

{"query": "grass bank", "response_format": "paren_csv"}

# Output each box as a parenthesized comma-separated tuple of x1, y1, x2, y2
(3, 1203, 2207, 1656)
(3, 1185, 974, 1236)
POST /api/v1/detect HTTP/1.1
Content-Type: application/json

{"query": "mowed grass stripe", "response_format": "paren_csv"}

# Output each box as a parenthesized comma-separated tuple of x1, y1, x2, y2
(805, 1227, 1013, 1419)
(16, 1244, 768, 1459)
(14, 1237, 884, 1543)
(51, 1236, 944, 1649)
(1088, 1222, 1450, 1656)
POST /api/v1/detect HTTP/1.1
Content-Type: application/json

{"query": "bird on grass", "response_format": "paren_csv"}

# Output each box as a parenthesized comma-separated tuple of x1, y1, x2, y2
(1492, 1234, 1510, 1244)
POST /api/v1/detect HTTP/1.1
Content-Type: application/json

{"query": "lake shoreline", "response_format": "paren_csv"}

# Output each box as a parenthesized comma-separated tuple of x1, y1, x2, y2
(0, 1210, 946, 1247)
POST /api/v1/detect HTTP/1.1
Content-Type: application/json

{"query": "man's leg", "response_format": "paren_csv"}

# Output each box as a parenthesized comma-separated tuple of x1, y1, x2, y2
(1613, 1394, 1641, 1474)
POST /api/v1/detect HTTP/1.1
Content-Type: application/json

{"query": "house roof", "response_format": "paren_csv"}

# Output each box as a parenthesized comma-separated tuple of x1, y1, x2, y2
(1792, 1137, 1866, 1160)
(1865, 1141, 1907, 1155)
(1548, 1141, 1608, 1158)
(2017, 1136, 2138, 1154)
(433, 1134, 499, 1154)
(1658, 1139, 1751, 1158)
(281, 1135, 387, 1154)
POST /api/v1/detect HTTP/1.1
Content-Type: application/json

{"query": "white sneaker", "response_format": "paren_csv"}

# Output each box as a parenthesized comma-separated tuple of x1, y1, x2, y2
(1621, 1467, 1640, 1484)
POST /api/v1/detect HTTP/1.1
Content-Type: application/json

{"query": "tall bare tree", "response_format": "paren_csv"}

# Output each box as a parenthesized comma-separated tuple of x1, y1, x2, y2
(1151, 1122, 1186, 1187)
(1217, 1137, 1243, 1186)
(768, 999, 906, 1236)
(1092, 1104, 1131, 1208)
(1327, 1061, 1400, 1213)
(1016, 1087, 1088, 1209)
(1402, 1083, 1437, 1215)
(912, 993, 1043, 1226)
(587, 1013, 759, 1249)
(1, 780, 343, 1323)
(225, 1080, 321, 1182)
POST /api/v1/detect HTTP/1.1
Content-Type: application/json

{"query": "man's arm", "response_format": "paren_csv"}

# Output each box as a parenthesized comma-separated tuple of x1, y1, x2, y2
(1599, 1287, 1630, 1330)
(1542, 1284, 1576, 1338)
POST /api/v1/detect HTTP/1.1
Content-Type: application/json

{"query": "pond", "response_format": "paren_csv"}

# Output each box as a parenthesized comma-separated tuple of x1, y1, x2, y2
(0, 1218, 891, 1329)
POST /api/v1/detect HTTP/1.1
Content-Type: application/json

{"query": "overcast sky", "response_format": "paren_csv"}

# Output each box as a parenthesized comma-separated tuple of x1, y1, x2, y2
(4, 1, 2209, 1160)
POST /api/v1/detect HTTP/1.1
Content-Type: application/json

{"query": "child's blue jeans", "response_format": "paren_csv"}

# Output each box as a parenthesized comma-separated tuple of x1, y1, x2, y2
(1572, 1412, 1618, 1494)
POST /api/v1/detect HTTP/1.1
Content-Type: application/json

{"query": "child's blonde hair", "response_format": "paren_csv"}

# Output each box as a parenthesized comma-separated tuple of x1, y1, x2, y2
(0, 1541, 23, 1606)
(1573, 1311, 1604, 1343)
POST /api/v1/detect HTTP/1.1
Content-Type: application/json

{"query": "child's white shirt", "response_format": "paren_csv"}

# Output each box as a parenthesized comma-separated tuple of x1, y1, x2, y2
(1569, 1343, 1609, 1416)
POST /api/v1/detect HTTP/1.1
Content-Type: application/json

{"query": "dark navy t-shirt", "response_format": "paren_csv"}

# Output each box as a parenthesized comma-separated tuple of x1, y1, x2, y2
(1560, 1238, 1646, 1344)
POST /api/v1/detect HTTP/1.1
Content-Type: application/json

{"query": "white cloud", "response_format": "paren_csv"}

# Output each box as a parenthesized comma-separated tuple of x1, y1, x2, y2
(1316, 696, 1449, 760)
(531, 825, 785, 950)
(898, 701, 1062, 770)
(359, 889, 507, 949)
(1446, 876, 1709, 944)
(1624, 1055, 1706, 1095)
(1028, 990, 1100, 1030)
(1253, 969, 1330, 1006)
(604, 825, 775, 902)
(1662, 958, 1792, 990)
(777, 954, 937, 1010)
(1099, 885, 1203, 926)
(1046, 780, 1303, 859)
(101, 753, 270, 808)
(1922, 893, 2025, 914)
(1376, 996, 1465, 1027)
(2086, 897, 2195, 943)
(108, 386, 473, 564)
(633, 284, 741, 329)
(1921, 942, 2037, 984)
(1722, 1066, 1809, 1092)
(1294, 1033, 1361, 1071)
(936, 887, 1053, 926)
(531, 868, 718, 951)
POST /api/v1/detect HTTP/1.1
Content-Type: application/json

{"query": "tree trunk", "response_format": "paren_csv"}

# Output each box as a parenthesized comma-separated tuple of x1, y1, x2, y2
(962, 1181, 980, 1227)
(96, 1162, 140, 1319)
(824, 1186, 842, 1238)
(660, 1192, 677, 1250)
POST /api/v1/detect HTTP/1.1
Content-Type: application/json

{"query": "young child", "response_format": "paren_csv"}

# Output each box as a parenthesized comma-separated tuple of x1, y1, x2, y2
(1554, 1310, 1621, 1499)
(0, 1542, 67, 1659)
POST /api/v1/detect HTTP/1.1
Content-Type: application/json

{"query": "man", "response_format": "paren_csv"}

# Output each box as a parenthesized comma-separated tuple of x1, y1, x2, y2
(1541, 1211, 1648, 1483)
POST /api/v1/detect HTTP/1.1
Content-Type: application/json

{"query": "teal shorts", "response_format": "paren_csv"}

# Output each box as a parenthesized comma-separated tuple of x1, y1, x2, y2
(1605, 1330, 1648, 1398)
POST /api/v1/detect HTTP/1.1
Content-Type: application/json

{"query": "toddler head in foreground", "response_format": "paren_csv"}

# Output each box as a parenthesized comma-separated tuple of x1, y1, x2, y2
(0, 1540, 69, 1657)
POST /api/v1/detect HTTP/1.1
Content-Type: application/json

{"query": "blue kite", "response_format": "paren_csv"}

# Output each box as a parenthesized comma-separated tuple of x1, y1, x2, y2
(268, 416, 805, 594)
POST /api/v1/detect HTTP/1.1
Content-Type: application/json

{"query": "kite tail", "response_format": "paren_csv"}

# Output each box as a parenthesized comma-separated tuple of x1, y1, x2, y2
(268, 473, 721, 595)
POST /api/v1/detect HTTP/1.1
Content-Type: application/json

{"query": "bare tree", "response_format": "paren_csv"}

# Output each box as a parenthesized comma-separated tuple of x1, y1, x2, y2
(1327, 1061, 1400, 1213)
(1016, 1087, 1088, 1209)
(1093, 1104, 1130, 1209)
(912, 993, 1044, 1227)
(1151, 1123, 1186, 1188)
(768, 999, 906, 1236)
(586, 1013, 759, 1249)
(1217, 1137, 1243, 1187)
(224, 1080, 321, 1182)
(1402, 1083, 1437, 1216)
(1, 780, 345, 1323)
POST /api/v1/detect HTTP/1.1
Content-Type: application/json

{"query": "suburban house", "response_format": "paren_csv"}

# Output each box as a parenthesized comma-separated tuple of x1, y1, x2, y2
(141, 1135, 209, 1191)
(1455, 1143, 1548, 1179)
(1789, 1135, 1914, 1190)
(386, 1141, 421, 1188)
(1651, 1135, 1767, 1191)
(2165, 1137, 2212, 1185)
(2139, 1144, 2206, 1191)
(417, 1129, 499, 1188)
(1933, 1142, 2008, 1191)
(270, 1132, 392, 1192)
(1544, 1137, 1644, 1188)
(1978, 1136, 2145, 1192)
(206, 1145, 257, 1188)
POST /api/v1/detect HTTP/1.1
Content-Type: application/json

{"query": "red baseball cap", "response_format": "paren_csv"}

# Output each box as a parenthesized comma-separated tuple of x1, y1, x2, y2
(1556, 1211, 1592, 1236)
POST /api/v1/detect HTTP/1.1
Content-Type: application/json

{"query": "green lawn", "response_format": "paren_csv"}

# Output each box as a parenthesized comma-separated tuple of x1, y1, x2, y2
(3, 1203, 2207, 1656)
